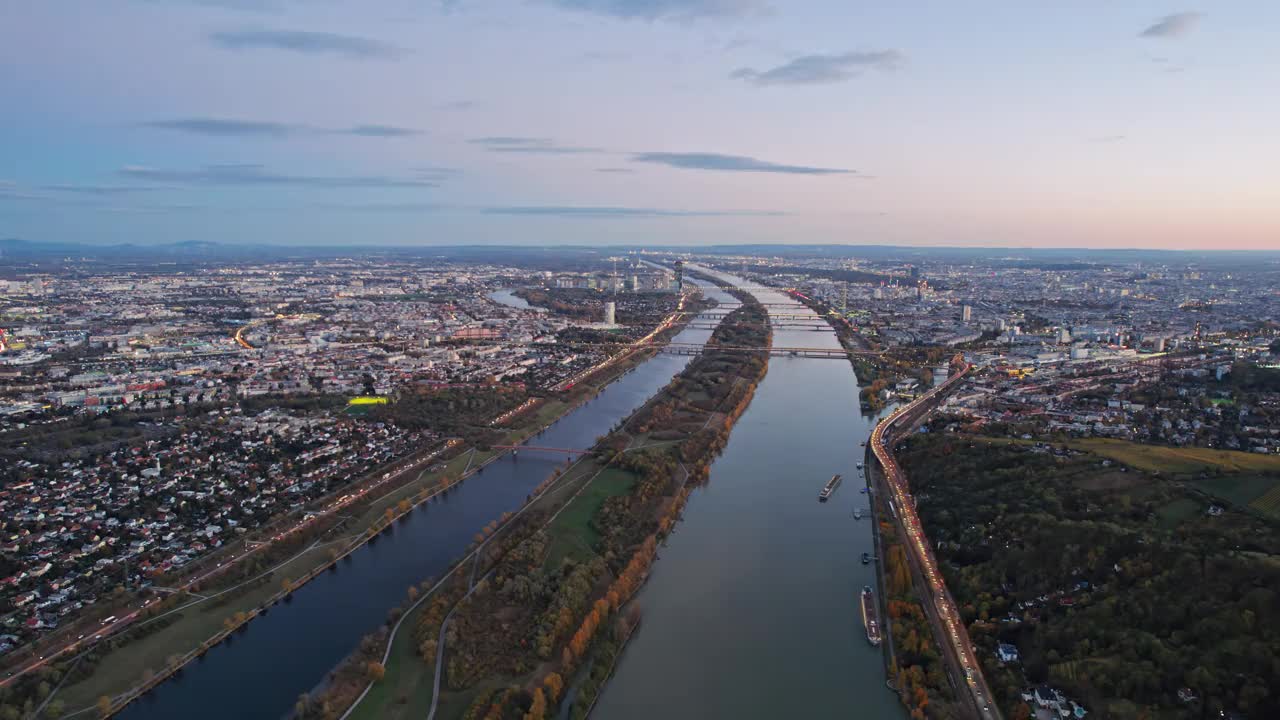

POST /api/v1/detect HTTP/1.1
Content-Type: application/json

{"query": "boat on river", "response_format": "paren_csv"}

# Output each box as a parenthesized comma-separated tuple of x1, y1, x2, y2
(861, 586, 881, 646)
(853, 508, 863, 520)
(818, 474, 842, 502)
(861, 552, 871, 565)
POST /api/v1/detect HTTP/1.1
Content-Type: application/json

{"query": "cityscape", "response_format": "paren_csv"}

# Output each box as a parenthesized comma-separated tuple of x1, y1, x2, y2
(4, 2, 1280, 720)
(0, 245, 1276, 720)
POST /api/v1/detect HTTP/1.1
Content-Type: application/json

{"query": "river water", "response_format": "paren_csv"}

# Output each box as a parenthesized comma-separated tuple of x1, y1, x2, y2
(591, 271, 903, 719)
(487, 288, 542, 312)
(117, 282, 734, 720)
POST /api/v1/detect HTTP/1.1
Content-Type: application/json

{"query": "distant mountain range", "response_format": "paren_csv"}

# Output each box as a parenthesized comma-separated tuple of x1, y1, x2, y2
(2, 238, 1277, 270)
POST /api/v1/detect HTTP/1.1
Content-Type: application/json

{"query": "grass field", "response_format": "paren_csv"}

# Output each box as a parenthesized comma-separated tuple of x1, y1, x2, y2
(1070, 438, 1280, 475)
(1065, 439, 1280, 516)
(346, 597, 436, 720)
(56, 542, 335, 710)
(1156, 498, 1202, 528)
(346, 455, 610, 720)
(544, 468, 637, 567)
(1251, 483, 1280, 516)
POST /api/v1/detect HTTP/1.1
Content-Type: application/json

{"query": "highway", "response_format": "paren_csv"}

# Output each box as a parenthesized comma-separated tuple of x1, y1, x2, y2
(870, 364, 1001, 720)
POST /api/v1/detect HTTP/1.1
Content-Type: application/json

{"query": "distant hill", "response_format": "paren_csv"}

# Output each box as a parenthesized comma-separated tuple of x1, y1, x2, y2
(1, 238, 1276, 271)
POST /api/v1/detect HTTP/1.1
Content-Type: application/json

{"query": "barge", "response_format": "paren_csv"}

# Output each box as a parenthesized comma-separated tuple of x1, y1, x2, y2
(861, 585, 882, 646)
(818, 474, 842, 502)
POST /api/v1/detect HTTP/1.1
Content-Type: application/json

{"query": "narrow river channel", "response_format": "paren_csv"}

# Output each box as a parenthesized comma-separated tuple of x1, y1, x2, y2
(117, 281, 736, 720)
(591, 271, 904, 719)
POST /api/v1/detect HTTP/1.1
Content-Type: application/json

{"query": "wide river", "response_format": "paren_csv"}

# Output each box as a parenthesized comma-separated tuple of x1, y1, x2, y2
(591, 270, 903, 719)
(119, 281, 735, 720)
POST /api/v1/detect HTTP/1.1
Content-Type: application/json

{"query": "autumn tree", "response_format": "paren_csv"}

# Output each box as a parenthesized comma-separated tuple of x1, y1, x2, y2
(523, 688, 547, 720)
(542, 672, 564, 702)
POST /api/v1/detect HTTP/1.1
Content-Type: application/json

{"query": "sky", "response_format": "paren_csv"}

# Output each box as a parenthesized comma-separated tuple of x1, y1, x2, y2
(2, 1, 1278, 250)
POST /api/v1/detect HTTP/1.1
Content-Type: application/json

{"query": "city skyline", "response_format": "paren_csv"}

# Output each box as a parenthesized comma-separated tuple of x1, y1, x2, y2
(3, 1, 1278, 249)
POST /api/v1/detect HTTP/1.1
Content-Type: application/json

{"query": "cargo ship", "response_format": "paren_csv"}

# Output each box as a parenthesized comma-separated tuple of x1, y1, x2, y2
(861, 586, 881, 646)
(818, 474, 842, 502)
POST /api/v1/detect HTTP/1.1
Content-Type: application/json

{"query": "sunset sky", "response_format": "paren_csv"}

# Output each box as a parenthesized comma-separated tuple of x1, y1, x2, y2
(2, 1, 1277, 249)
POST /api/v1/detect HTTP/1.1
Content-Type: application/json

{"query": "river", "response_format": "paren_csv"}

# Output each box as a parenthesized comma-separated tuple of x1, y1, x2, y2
(590, 270, 903, 719)
(117, 282, 734, 720)
(487, 288, 542, 312)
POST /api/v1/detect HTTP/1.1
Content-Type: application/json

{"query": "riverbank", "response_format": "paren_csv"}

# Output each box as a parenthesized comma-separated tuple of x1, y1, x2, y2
(89, 283, 733, 720)
(590, 269, 901, 720)
(35, 300, 709, 720)
(326, 292, 771, 720)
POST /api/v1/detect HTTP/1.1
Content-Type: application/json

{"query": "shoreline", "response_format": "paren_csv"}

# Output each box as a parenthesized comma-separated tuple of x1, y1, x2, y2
(333, 290, 768, 720)
(45, 301, 706, 720)
(795, 289, 903, 691)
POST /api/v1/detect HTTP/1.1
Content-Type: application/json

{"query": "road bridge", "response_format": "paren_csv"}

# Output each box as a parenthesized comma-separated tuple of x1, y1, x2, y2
(657, 342, 879, 358)
(492, 445, 590, 455)
(691, 311, 821, 321)
(685, 321, 831, 331)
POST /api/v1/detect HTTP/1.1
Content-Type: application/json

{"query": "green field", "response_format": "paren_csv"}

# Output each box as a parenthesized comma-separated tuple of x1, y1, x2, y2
(346, 597, 436, 720)
(1070, 438, 1280, 475)
(56, 542, 335, 711)
(1252, 484, 1280, 516)
(1065, 439, 1280, 516)
(1156, 497, 1202, 528)
(545, 468, 637, 567)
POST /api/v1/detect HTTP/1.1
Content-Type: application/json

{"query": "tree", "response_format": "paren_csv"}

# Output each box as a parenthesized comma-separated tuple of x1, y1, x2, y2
(96, 696, 112, 719)
(367, 661, 386, 682)
(543, 672, 564, 702)
(523, 688, 546, 720)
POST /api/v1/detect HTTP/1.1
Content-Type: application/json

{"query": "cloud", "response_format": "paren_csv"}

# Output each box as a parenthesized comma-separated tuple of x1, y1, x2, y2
(118, 164, 437, 188)
(209, 29, 403, 59)
(532, 0, 767, 21)
(145, 118, 301, 137)
(0, 186, 42, 201)
(481, 205, 784, 218)
(339, 125, 422, 137)
(1139, 12, 1202, 38)
(1088, 135, 1127, 143)
(469, 137, 603, 154)
(145, 118, 423, 138)
(413, 166, 463, 179)
(317, 202, 446, 212)
(632, 152, 852, 175)
(731, 50, 903, 85)
(595, 168, 636, 173)
(41, 184, 163, 195)
(437, 100, 479, 111)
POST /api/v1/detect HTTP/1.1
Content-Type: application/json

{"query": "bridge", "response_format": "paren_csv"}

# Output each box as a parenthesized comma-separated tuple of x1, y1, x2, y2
(685, 321, 832, 331)
(659, 342, 879, 358)
(492, 445, 590, 455)
(690, 311, 821, 321)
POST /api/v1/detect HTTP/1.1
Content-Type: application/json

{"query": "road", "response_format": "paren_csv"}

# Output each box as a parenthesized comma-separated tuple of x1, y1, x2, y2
(869, 365, 1001, 720)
